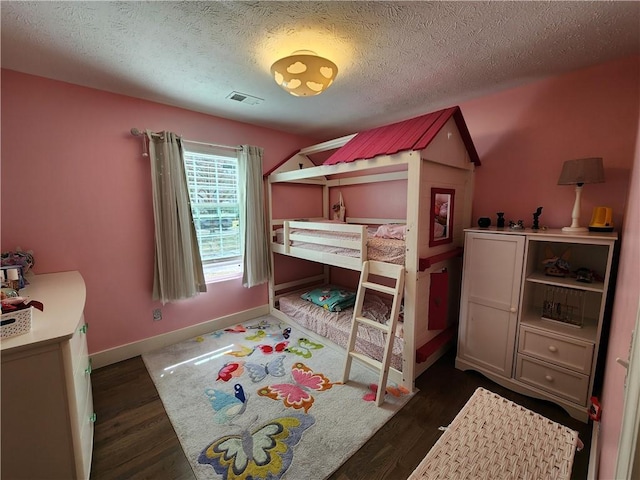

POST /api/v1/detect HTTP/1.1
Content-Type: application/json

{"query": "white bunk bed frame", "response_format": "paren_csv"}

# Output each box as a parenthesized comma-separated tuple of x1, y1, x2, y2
(267, 113, 478, 392)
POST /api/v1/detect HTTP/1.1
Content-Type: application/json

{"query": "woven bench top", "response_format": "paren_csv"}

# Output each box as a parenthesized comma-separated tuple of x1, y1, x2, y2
(409, 387, 579, 480)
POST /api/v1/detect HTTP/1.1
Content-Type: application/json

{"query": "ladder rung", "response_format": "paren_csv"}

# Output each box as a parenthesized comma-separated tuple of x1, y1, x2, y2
(361, 281, 395, 296)
(348, 351, 382, 370)
(355, 316, 392, 332)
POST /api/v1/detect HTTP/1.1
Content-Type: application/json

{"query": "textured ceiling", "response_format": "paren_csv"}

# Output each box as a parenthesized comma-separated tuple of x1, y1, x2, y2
(2, 1, 639, 139)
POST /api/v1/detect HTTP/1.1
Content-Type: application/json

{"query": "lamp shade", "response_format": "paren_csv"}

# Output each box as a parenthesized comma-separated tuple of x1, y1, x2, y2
(557, 157, 605, 185)
(271, 50, 338, 97)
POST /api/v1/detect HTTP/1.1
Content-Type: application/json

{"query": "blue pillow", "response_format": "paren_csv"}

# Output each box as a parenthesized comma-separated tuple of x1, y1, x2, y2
(301, 286, 356, 312)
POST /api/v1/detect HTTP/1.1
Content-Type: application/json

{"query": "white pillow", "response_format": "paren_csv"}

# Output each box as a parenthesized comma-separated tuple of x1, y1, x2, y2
(374, 224, 406, 240)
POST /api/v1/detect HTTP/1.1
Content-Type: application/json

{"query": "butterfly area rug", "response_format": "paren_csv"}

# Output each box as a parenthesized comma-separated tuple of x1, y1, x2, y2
(142, 315, 413, 480)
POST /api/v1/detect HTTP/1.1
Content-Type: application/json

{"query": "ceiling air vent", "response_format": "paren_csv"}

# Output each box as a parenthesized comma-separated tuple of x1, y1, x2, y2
(226, 91, 264, 105)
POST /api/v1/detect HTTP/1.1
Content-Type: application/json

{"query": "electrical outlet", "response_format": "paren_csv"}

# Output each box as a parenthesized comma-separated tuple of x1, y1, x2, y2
(153, 308, 162, 321)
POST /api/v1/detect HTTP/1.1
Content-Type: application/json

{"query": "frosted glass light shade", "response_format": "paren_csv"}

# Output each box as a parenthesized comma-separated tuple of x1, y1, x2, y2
(271, 51, 338, 97)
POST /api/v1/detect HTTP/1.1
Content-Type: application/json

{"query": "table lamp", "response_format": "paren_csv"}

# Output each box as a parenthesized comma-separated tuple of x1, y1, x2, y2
(557, 157, 605, 233)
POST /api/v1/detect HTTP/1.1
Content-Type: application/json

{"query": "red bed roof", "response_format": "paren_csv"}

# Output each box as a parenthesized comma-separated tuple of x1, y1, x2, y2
(323, 106, 480, 166)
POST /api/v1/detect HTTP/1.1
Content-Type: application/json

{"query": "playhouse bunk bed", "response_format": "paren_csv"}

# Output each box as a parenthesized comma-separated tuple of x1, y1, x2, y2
(266, 106, 481, 392)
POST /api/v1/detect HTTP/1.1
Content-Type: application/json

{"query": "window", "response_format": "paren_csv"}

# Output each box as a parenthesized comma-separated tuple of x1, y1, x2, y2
(183, 143, 242, 281)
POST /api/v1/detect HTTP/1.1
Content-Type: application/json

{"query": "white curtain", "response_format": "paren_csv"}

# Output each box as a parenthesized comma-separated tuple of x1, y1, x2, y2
(147, 130, 206, 303)
(237, 145, 271, 288)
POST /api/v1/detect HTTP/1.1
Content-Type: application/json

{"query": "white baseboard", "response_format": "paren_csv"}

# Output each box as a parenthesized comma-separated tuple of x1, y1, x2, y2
(90, 305, 270, 369)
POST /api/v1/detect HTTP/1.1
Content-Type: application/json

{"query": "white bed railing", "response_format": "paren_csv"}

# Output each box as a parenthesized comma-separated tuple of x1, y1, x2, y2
(272, 220, 368, 271)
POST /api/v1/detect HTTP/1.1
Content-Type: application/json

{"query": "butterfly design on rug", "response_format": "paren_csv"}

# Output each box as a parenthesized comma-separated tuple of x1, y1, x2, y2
(257, 341, 289, 355)
(205, 384, 248, 424)
(198, 413, 315, 479)
(217, 361, 245, 382)
(257, 362, 338, 413)
(245, 330, 266, 341)
(225, 324, 247, 333)
(245, 355, 286, 383)
(226, 345, 256, 357)
(285, 337, 324, 358)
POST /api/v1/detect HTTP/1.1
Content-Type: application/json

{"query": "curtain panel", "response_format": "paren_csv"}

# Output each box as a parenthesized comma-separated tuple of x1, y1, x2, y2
(147, 130, 206, 303)
(238, 145, 271, 288)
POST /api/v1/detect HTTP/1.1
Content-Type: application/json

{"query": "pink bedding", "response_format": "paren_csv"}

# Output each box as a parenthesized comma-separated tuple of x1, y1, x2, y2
(278, 289, 404, 370)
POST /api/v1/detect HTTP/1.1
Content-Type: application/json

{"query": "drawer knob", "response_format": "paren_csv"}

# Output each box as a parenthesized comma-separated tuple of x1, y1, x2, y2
(80, 324, 89, 334)
(510, 307, 516, 313)
(85, 359, 93, 375)
(545, 375, 554, 382)
(90, 413, 97, 423)
(548, 345, 558, 353)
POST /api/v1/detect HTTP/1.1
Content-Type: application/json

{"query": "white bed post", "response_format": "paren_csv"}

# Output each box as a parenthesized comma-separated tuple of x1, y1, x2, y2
(402, 151, 421, 392)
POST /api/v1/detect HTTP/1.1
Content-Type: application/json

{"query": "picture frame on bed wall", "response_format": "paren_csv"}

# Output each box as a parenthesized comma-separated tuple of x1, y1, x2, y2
(430, 187, 455, 247)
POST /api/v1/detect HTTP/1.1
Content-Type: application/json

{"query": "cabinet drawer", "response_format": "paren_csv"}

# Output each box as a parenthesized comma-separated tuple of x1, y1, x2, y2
(515, 354, 589, 405)
(518, 326, 594, 374)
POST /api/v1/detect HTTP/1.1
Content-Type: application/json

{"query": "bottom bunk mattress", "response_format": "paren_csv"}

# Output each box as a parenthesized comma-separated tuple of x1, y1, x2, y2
(278, 288, 404, 371)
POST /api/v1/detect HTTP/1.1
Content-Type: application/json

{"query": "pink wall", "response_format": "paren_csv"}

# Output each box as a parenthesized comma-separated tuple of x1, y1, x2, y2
(598, 123, 640, 479)
(2, 55, 639, 473)
(460, 56, 638, 231)
(0, 69, 318, 354)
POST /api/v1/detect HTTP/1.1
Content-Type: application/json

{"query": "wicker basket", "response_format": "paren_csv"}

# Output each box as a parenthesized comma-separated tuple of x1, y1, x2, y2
(1, 307, 33, 338)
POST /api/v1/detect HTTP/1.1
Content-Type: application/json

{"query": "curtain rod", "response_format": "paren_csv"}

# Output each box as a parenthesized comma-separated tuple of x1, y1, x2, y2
(129, 128, 241, 152)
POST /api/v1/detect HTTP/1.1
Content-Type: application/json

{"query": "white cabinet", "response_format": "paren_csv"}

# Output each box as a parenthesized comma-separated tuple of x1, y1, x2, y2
(456, 229, 617, 422)
(457, 232, 525, 377)
(1, 271, 94, 479)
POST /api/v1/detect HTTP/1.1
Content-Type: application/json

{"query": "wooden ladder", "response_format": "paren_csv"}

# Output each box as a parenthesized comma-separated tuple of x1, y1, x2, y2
(342, 260, 405, 406)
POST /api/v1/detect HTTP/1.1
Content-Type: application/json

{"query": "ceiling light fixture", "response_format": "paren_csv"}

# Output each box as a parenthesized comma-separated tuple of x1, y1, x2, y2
(270, 50, 338, 97)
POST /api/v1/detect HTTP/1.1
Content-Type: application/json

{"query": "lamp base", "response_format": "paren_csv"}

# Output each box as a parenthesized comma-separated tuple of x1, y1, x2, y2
(562, 226, 588, 233)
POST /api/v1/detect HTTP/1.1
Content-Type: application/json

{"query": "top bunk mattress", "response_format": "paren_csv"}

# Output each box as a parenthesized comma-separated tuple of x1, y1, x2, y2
(274, 224, 405, 265)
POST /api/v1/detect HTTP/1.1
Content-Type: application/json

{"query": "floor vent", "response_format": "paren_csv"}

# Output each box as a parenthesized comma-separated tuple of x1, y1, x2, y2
(226, 91, 264, 105)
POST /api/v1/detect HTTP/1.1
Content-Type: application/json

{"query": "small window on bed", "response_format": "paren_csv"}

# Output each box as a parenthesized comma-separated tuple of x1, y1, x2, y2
(430, 188, 455, 247)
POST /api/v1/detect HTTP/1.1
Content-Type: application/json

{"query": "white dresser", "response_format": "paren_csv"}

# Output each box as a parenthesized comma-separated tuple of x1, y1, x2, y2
(456, 228, 617, 422)
(1, 271, 94, 479)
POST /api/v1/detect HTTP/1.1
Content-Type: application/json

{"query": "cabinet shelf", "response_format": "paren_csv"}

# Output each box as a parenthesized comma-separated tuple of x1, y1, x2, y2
(520, 311, 598, 343)
(525, 271, 605, 293)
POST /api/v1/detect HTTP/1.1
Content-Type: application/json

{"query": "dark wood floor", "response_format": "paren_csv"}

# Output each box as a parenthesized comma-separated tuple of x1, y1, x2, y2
(90, 349, 591, 480)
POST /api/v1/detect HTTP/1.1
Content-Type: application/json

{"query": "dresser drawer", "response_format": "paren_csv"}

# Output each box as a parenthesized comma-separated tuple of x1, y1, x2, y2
(518, 326, 594, 374)
(515, 354, 589, 405)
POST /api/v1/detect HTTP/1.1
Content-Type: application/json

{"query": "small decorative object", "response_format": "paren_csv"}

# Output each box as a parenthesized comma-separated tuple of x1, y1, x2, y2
(509, 220, 524, 230)
(541, 285, 585, 328)
(1, 248, 35, 290)
(496, 212, 505, 228)
(589, 206, 614, 232)
(542, 246, 571, 277)
(477, 217, 491, 228)
(532, 206, 543, 230)
(332, 193, 345, 222)
(575, 268, 594, 283)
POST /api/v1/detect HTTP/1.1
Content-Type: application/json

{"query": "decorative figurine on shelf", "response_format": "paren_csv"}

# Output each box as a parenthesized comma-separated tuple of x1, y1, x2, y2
(332, 192, 345, 222)
(532, 207, 543, 230)
(477, 217, 491, 228)
(543, 246, 571, 277)
(496, 212, 505, 228)
(509, 220, 525, 230)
